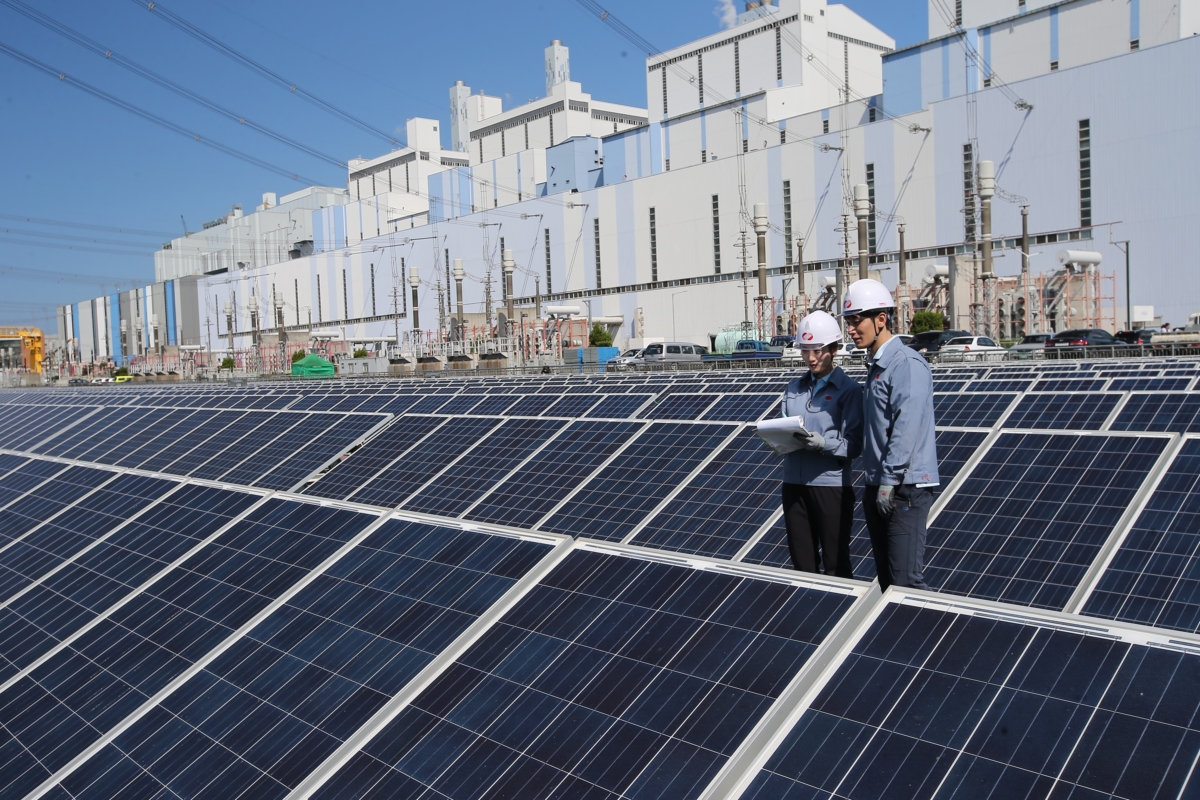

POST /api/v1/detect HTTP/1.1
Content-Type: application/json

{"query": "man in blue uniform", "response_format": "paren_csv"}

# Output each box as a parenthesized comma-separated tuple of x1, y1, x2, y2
(841, 279, 939, 590)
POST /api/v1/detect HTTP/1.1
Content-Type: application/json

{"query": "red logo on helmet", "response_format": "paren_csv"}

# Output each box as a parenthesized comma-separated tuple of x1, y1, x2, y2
(801, 332, 814, 341)
(844, 299, 853, 309)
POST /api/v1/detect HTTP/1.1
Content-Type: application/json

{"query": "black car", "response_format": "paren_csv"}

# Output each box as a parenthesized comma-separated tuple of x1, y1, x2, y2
(67, 378, 88, 387)
(906, 329, 972, 354)
(1114, 329, 1156, 345)
(1044, 328, 1117, 350)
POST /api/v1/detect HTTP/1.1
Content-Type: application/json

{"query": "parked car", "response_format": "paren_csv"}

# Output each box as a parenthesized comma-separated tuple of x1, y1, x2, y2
(641, 342, 705, 364)
(67, 378, 88, 387)
(938, 336, 1007, 360)
(1114, 329, 1157, 345)
(609, 348, 644, 369)
(1044, 329, 1117, 352)
(115, 375, 134, 383)
(1007, 333, 1052, 359)
(906, 329, 972, 355)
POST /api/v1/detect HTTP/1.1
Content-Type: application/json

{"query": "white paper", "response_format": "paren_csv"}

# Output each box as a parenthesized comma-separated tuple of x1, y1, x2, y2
(755, 416, 808, 455)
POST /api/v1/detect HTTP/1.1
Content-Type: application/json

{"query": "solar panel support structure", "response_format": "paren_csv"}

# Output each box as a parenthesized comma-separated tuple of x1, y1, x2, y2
(284, 535, 576, 800)
(732, 507, 785, 562)
(1099, 390, 1132, 431)
(1063, 432, 1187, 613)
(25, 501, 396, 800)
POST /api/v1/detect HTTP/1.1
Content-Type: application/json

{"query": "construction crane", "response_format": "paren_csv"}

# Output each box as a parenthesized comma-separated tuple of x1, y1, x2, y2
(0, 327, 44, 372)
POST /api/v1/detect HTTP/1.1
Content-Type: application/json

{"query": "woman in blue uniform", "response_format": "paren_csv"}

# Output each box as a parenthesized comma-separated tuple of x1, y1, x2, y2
(780, 311, 864, 578)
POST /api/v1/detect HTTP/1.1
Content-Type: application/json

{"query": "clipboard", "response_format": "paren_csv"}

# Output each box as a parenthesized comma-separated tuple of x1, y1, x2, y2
(754, 417, 808, 455)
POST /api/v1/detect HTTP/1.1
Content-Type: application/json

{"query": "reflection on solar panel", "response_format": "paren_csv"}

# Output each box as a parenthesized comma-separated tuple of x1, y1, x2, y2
(700, 393, 778, 421)
(542, 422, 734, 541)
(0, 499, 377, 798)
(305, 416, 448, 500)
(350, 417, 502, 508)
(933, 392, 1017, 428)
(744, 601, 1200, 800)
(403, 418, 566, 517)
(54, 521, 553, 800)
(926, 433, 1166, 609)
(584, 392, 652, 418)
(1110, 393, 1200, 432)
(255, 413, 388, 491)
(740, 430, 988, 575)
(1033, 377, 1109, 392)
(1083, 438, 1200, 633)
(1003, 392, 1120, 430)
(632, 428, 778, 557)
(465, 420, 644, 528)
(0, 484, 260, 683)
(0, 405, 95, 451)
(308, 548, 857, 800)
(639, 393, 721, 419)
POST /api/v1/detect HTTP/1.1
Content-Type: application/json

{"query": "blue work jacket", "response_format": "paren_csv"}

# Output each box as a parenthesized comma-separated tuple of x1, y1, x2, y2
(862, 337, 940, 486)
(780, 366, 863, 486)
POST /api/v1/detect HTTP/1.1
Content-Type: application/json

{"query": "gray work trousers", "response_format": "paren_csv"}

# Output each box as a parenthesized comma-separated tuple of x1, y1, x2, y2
(864, 484, 934, 591)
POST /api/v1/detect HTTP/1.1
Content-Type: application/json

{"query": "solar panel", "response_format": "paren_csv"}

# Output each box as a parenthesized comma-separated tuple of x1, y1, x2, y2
(740, 430, 989, 574)
(933, 392, 1018, 428)
(0, 483, 259, 684)
(743, 600, 1200, 800)
(1082, 438, 1200, 633)
(403, 418, 567, 517)
(469, 394, 519, 415)
(503, 393, 559, 417)
(1110, 393, 1200, 432)
(350, 417, 503, 508)
(700, 393, 779, 421)
(1002, 391, 1120, 430)
(69, 408, 166, 463)
(925, 433, 1167, 609)
(0, 405, 96, 452)
(435, 394, 489, 415)
(965, 379, 1034, 392)
(0, 457, 69, 509)
(541, 422, 736, 541)
(631, 428, 779, 558)
(34, 407, 145, 458)
(639, 392, 721, 419)
(464, 420, 646, 528)
(186, 411, 296, 480)
(305, 547, 858, 800)
(931, 379, 969, 392)
(99, 409, 202, 467)
(542, 393, 602, 417)
(583, 392, 653, 418)
(217, 413, 344, 486)
(253, 413, 389, 491)
(1033, 377, 1109, 392)
(52, 521, 554, 800)
(129, 408, 224, 472)
(0, 498, 378, 799)
(305, 416, 448, 501)
(0, 465, 117, 547)
(406, 394, 458, 414)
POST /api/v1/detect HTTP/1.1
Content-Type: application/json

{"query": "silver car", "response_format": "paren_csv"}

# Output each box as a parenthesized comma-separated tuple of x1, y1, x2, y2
(1007, 333, 1052, 359)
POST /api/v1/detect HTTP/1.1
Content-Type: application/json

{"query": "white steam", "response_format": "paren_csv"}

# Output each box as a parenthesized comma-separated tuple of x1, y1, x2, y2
(715, 0, 737, 29)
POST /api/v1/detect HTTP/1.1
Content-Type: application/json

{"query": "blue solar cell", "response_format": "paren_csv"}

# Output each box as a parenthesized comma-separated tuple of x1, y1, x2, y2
(469, 395, 519, 415)
(632, 428, 779, 558)
(0, 405, 95, 452)
(55, 522, 553, 800)
(931, 379, 969, 392)
(128, 409, 225, 472)
(0, 499, 377, 799)
(926, 433, 1166, 609)
(1002, 391, 1120, 430)
(542, 422, 735, 541)
(104, 409, 213, 467)
(0, 473, 176, 610)
(700, 393, 779, 421)
(379, 395, 422, 415)
(743, 602, 1200, 800)
(350, 417, 502, 508)
(465, 421, 645, 528)
(0, 458, 68, 508)
(1083, 438, 1200, 633)
(0, 484, 259, 684)
(1033, 377, 1108, 392)
(965, 379, 1035, 392)
(311, 548, 856, 800)
(741, 430, 989, 575)
(407, 395, 458, 414)
(185, 411, 293, 480)
(37, 407, 150, 459)
(503, 394, 559, 417)
(435, 395, 488, 415)
(403, 418, 567, 517)
(1110, 392, 1200, 432)
(639, 393, 721, 419)
(305, 416, 448, 501)
(542, 394, 601, 417)
(934, 392, 1018, 428)
(255, 414, 389, 491)
(215, 414, 338, 486)
(0, 465, 116, 548)
(584, 392, 653, 418)
(1109, 377, 1193, 392)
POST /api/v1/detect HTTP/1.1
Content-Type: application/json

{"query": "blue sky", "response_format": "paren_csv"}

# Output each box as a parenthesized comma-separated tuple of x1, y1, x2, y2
(0, 0, 927, 328)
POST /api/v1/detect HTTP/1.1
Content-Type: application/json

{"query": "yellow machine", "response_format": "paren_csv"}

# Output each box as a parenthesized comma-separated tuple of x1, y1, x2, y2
(0, 327, 44, 373)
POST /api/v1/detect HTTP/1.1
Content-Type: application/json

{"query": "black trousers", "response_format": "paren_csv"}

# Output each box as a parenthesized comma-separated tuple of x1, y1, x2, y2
(781, 483, 855, 578)
(864, 484, 934, 591)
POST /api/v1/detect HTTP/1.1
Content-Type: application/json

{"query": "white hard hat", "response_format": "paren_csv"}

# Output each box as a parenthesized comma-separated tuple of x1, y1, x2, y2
(796, 310, 842, 349)
(840, 278, 895, 317)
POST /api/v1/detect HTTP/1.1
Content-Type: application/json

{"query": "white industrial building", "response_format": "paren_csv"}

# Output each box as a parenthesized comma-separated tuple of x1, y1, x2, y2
(54, 0, 1200, 363)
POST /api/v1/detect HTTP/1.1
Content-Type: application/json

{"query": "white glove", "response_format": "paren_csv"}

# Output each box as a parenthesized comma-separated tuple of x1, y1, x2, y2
(792, 431, 826, 452)
(877, 485, 896, 516)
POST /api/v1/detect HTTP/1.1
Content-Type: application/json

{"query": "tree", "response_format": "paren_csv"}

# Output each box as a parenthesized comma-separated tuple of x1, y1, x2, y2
(291, 349, 307, 363)
(588, 322, 613, 347)
(113, 366, 129, 377)
(353, 348, 369, 358)
(910, 311, 946, 335)
(220, 356, 235, 371)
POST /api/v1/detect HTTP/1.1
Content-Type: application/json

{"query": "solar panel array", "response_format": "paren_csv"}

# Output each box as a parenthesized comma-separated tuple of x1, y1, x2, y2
(1, 354, 1199, 798)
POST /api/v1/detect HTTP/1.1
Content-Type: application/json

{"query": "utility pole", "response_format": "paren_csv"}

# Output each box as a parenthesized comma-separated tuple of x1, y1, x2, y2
(738, 229, 751, 331)
(978, 161, 996, 338)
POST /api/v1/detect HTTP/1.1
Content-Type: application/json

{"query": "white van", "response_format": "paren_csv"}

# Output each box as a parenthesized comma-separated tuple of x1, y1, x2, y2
(641, 342, 705, 364)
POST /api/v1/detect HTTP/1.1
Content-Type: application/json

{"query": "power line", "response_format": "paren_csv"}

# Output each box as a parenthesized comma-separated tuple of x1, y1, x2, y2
(0, 263, 144, 285)
(0, 227, 161, 249)
(0, 39, 325, 185)
(0, 212, 175, 238)
(133, 0, 402, 147)
(0, 0, 347, 169)
(0, 235, 164, 257)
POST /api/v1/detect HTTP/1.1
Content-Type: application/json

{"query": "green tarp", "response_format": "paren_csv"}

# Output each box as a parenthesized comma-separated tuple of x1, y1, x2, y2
(290, 353, 335, 378)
